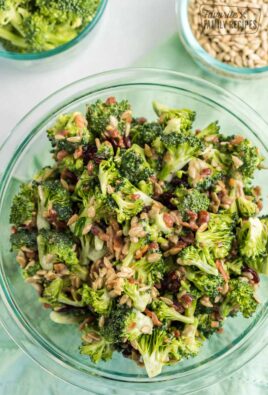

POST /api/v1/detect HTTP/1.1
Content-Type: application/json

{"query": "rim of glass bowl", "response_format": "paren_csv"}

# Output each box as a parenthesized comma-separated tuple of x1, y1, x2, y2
(0, 68, 268, 393)
(0, 0, 107, 61)
(176, 0, 268, 78)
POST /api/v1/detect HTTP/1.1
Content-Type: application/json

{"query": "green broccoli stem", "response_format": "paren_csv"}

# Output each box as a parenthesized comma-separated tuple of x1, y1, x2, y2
(0, 26, 27, 48)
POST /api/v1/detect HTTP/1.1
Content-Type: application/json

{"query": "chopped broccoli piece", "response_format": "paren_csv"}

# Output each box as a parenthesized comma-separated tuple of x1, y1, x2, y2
(37, 180, 73, 222)
(47, 112, 91, 154)
(102, 305, 153, 343)
(10, 228, 37, 251)
(196, 212, 235, 259)
(37, 229, 78, 270)
(86, 98, 131, 137)
(197, 313, 220, 337)
(123, 280, 152, 312)
(185, 269, 224, 299)
(220, 279, 258, 318)
(81, 284, 111, 316)
(159, 133, 204, 182)
(130, 121, 163, 146)
(248, 255, 268, 276)
(188, 158, 222, 190)
(10, 183, 36, 226)
(98, 159, 119, 197)
(237, 217, 267, 259)
(80, 325, 114, 363)
(178, 246, 219, 276)
(151, 300, 194, 324)
(153, 101, 195, 130)
(119, 144, 154, 185)
(171, 186, 210, 220)
(197, 121, 220, 140)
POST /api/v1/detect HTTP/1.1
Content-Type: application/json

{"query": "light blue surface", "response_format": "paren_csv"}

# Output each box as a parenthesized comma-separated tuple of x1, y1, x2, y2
(1, 34, 268, 394)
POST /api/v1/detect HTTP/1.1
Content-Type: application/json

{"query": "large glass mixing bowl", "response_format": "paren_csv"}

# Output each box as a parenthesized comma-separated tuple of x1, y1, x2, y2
(0, 68, 267, 395)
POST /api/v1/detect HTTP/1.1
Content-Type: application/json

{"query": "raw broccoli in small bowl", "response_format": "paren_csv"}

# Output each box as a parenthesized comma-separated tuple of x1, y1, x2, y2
(9, 97, 267, 379)
(0, 0, 104, 54)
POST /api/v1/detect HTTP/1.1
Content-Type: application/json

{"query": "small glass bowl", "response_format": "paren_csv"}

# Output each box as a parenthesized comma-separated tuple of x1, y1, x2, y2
(0, 68, 268, 394)
(176, 0, 268, 79)
(0, 0, 107, 67)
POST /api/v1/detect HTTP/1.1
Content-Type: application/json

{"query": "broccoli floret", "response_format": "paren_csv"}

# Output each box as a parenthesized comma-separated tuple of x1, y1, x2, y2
(102, 305, 153, 343)
(111, 178, 153, 223)
(131, 251, 165, 286)
(171, 186, 210, 220)
(37, 180, 72, 223)
(202, 144, 231, 173)
(130, 121, 163, 146)
(10, 183, 36, 226)
(137, 179, 154, 196)
(10, 228, 37, 251)
(151, 300, 194, 324)
(177, 318, 203, 357)
(81, 284, 112, 316)
(177, 246, 219, 276)
(228, 178, 258, 218)
(230, 138, 264, 183)
(187, 158, 222, 190)
(98, 159, 119, 196)
(47, 112, 91, 154)
(226, 257, 244, 276)
(185, 269, 224, 299)
(86, 98, 131, 138)
(22, 262, 41, 279)
(237, 217, 267, 259)
(95, 141, 114, 161)
(153, 101, 196, 130)
(119, 144, 154, 185)
(79, 234, 107, 265)
(248, 255, 268, 276)
(220, 279, 258, 319)
(196, 212, 235, 259)
(80, 325, 114, 364)
(158, 133, 204, 182)
(197, 121, 220, 140)
(42, 277, 63, 305)
(37, 229, 79, 270)
(73, 169, 96, 205)
(123, 280, 152, 312)
(132, 329, 180, 378)
(197, 313, 220, 338)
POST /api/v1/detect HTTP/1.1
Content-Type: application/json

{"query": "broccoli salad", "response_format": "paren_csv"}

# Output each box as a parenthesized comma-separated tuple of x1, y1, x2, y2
(10, 97, 268, 378)
(0, 0, 100, 53)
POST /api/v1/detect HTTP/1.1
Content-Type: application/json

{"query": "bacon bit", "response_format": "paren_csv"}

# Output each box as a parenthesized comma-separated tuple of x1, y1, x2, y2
(145, 309, 162, 327)
(74, 146, 83, 159)
(180, 293, 193, 308)
(75, 114, 86, 128)
(56, 150, 68, 161)
(87, 161, 94, 174)
(253, 186, 261, 197)
(54, 263, 66, 273)
(211, 321, 220, 328)
(200, 168, 212, 176)
(230, 135, 244, 145)
(91, 225, 100, 236)
(198, 210, 210, 226)
(130, 193, 141, 201)
(217, 327, 224, 334)
(257, 200, 263, 211)
(148, 242, 159, 250)
(43, 303, 51, 309)
(135, 245, 149, 259)
(174, 330, 181, 338)
(121, 110, 132, 123)
(163, 213, 174, 228)
(11, 226, 17, 234)
(106, 96, 117, 105)
(216, 259, 229, 282)
(136, 117, 147, 124)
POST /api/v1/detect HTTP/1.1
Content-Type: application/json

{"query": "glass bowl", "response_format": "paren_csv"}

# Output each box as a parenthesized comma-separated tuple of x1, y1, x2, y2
(0, 68, 268, 395)
(176, 0, 268, 80)
(0, 0, 107, 67)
